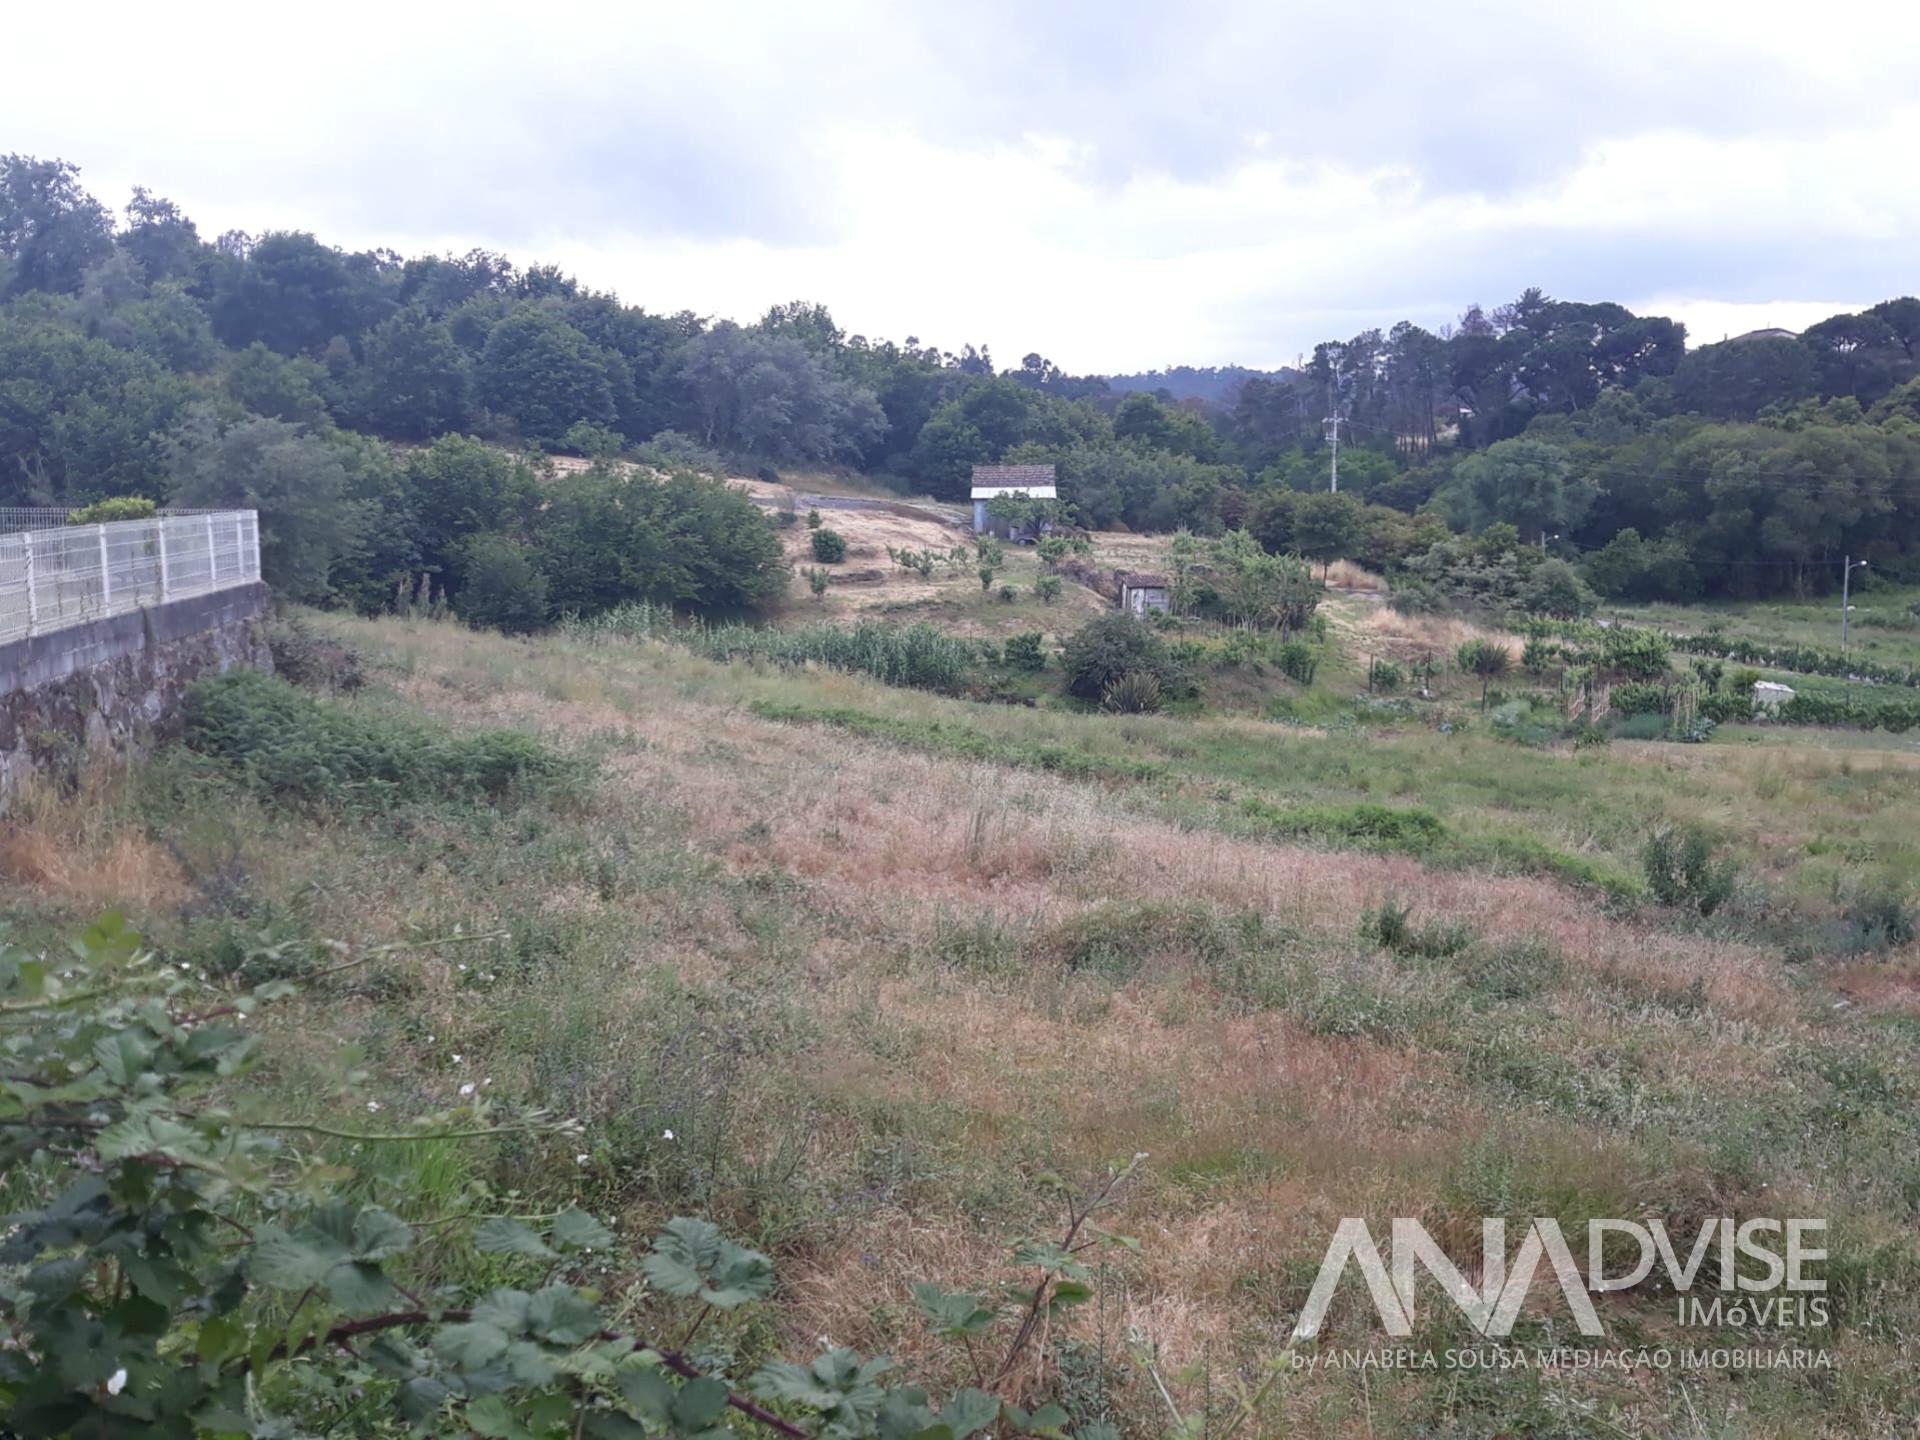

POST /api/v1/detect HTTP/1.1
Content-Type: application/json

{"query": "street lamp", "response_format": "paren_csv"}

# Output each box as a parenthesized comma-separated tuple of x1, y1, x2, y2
(1841, 556, 1868, 655)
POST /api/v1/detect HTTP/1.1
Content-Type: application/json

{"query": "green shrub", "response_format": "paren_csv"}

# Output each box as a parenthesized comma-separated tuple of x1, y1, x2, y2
(1367, 657, 1404, 692)
(1277, 639, 1318, 685)
(1359, 897, 1471, 958)
(1602, 626, 1672, 679)
(455, 532, 551, 634)
(1003, 631, 1045, 671)
(1642, 827, 1738, 915)
(803, 565, 830, 599)
(182, 670, 578, 808)
(1840, 889, 1917, 953)
(810, 527, 847, 562)
(1101, 671, 1164, 714)
(805, 506, 823, 528)
(1035, 575, 1063, 604)
(1612, 682, 1671, 716)
(1060, 613, 1188, 702)
(66, 495, 157, 524)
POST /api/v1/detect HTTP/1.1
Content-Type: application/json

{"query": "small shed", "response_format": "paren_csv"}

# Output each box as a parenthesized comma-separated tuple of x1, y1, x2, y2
(971, 464, 1057, 540)
(1118, 571, 1170, 616)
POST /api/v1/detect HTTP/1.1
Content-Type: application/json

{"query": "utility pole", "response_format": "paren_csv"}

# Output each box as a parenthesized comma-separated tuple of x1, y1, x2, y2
(1841, 555, 1867, 655)
(1323, 348, 1344, 493)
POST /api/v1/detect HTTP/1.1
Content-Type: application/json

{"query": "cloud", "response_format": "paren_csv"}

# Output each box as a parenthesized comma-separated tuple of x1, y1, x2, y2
(2, 0, 1914, 370)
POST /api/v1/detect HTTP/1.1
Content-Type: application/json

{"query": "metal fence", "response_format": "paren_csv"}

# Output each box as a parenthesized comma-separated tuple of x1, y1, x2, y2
(0, 506, 226, 532)
(0, 511, 261, 645)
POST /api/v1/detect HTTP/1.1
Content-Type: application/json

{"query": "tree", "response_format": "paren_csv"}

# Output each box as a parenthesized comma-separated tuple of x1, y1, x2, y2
(354, 305, 470, 438)
(455, 533, 550, 633)
(404, 434, 540, 587)
(1456, 638, 1511, 709)
(531, 466, 789, 615)
(1514, 558, 1597, 617)
(476, 304, 619, 444)
(1292, 492, 1364, 573)
(0, 154, 113, 296)
(1206, 529, 1324, 631)
(1452, 438, 1592, 543)
(674, 322, 883, 462)
(224, 342, 332, 429)
(165, 408, 370, 601)
(1060, 613, 1185, 701)
(811, 527, 847, 563)
(118, 186, 205, 282)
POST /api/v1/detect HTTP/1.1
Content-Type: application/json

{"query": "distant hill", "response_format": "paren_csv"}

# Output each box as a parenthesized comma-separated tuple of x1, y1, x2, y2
(1101, 364, 1293, 406)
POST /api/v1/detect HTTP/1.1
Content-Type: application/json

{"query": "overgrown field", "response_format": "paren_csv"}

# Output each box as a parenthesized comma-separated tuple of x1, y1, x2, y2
(4, 611, 1919, 1437)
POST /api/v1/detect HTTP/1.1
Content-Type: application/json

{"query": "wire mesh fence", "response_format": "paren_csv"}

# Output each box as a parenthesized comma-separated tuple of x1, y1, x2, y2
(0, 511, 261, 645)
(0, 506, 225, 532)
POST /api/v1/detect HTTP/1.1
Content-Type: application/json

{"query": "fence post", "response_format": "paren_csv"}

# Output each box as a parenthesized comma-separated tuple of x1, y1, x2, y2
(205, 514, 218, 584)
(157, 518, 170, 602)
(97, 524, 111, 609)
(23, 529, 36, 631)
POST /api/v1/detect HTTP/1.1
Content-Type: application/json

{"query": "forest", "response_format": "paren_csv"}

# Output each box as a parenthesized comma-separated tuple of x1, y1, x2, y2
(3, 152, 1919, 612)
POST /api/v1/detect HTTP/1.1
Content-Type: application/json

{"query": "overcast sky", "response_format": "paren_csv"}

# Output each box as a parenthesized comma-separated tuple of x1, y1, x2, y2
(8, 1, 1917, 372)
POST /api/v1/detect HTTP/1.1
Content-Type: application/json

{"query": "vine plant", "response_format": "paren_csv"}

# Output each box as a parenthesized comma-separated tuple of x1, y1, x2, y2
(0, 918, 1133, 1439)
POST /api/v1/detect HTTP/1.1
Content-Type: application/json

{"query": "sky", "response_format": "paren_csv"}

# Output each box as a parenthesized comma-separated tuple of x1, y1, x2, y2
(6, 0, 1918, 373)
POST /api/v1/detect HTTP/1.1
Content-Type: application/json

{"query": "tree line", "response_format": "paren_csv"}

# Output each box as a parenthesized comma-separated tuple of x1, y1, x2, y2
(3, 152, 1919, 611)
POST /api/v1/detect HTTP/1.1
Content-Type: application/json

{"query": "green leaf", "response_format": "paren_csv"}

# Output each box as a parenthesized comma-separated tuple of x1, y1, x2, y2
(250, 1228, 340, 1290)
(472, 1287, 534, 1335)
(526, 1284, 602, 1345)
(1048, 1280, 1094, 1312)
(642, 1217, 773, 1308)
(326, 1259, 404, 1314)
(911, 1282, 999, 1337)
(435, 1320, 511, 1370)
(475, 1217, 558, 1260)
(551, 1206, 615, 1253)
(673, 1376, 732, 1429)
(350, 1207, 414, 1261)
(465, 1394, 524, 1439)
(616, 1365, 678, 1426)
(940, 1387, 1002, 1438)
(92, 1029, 156, 1086)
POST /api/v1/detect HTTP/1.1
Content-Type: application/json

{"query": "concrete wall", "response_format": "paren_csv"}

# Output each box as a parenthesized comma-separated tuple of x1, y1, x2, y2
(0, 582, 271, 800)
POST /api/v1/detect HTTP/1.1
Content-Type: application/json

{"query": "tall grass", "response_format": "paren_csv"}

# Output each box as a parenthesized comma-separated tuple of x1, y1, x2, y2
(560, 602, 976, 692)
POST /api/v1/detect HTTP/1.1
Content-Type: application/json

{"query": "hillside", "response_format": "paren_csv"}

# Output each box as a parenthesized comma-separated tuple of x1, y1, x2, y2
(6, 585, 1919, 1436)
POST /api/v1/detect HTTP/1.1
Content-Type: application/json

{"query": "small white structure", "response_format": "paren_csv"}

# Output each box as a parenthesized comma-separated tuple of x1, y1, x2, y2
(1753, 680, 1795, 711)
(970, 464, 1057, 539)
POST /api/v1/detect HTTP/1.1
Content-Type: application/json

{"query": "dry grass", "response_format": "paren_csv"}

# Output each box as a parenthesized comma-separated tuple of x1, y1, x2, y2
(9, 610, 1908, 1437)
(1350, 605, 1523, 663)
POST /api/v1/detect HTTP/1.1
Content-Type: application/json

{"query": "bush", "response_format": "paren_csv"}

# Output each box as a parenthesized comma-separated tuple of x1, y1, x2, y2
(182, 670, 578, 808)
(1642, 827, 1738, 915)
(1277, 640, 1318, 685)
(811, 527, 847, 562)
(1060, 613, 1188, 702)
(1612, 682, 1672, 716)
(1101, 671, 1164, 714)
(1602, 626, 1672, 679)
(1035, 575, 1063, 604)
(66, 495, 157, 524)
(1368, 657, 1404, 692)
(455, 532, 551, 634)
(561, 419, 624, 458)
(1515, 558, 1597, 618)
(803, 565, 830, 599)
(1004, 631, 1045, 671)
(805, 507, 823, 528)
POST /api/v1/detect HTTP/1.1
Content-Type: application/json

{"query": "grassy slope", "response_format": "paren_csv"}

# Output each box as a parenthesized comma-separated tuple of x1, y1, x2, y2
(4, 613, 1919, 1437)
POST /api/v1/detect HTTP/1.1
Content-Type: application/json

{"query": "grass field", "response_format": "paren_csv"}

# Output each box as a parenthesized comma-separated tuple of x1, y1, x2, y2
(4, 602, 1917, 1438)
